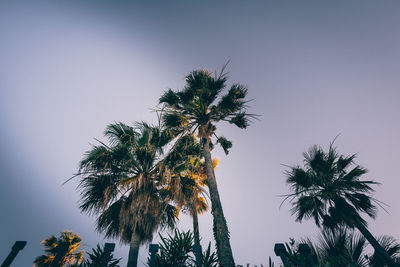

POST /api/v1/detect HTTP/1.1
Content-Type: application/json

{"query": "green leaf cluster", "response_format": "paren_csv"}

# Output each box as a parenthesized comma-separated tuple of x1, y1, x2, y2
(149, 229, 218, 267)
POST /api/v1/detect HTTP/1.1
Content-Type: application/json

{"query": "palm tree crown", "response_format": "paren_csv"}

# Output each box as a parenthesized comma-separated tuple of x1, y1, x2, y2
(76, 122, 177, 267)
(285, 143, 379, 229)
(159, 68, 254, 153)
(33, 231, 84, 267)
(285, 143, 398, 266)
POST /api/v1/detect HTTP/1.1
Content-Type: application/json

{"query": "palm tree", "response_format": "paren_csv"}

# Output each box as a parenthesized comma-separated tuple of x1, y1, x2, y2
(76, 122, 178, 267)
(83, 244, 121, 267)
(33, 231, 84, 267)
(284, 143, 398, 266)
(150, 229, 219, 267)
(154, 229, 195, 267)
(159, 67, 255, 266)
(166, 134, 215, 248)
(181, 157, 215, 248)
(304, 228, 368, 267)
(169, 160, 209, 248)
(275, 228, 367, 267)
(368, 236, 400, 266)
(277, 229, 400, 267)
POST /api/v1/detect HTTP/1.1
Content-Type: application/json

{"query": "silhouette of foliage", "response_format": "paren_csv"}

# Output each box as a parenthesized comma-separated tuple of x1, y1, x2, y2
(149, 229, 218, 267)
(272, 230, 400, 267)
(283, 142, 397, 266)
(33, 231, 84, 267)
(83, 244, 121, 267)
(202, 242, 218, 267)
(368, 236, 400, 266)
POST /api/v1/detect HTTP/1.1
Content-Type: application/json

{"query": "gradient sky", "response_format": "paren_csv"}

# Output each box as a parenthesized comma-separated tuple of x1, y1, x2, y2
(1, 1, 400, 266)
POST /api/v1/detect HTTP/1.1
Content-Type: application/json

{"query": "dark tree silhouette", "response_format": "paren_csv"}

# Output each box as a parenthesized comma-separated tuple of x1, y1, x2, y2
(304, 228, 368, 267)
(369, 236, 400, 266)
(284, 143, 398, 266)
(150, 229, 218, 267)
(83, 244, 121, 267)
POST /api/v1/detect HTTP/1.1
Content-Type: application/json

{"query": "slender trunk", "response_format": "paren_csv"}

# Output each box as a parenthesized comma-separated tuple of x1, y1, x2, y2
(202, 137, 235, 267)
(192, 205, 200, 247)
(127, 232, 141, 267)
(356, 223, 398, 267)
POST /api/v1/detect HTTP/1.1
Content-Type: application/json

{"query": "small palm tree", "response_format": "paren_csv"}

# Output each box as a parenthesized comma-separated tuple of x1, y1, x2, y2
(166, 134, 216, 248)
(304, 228, 368, 267)
(83, 244, 121, 267)
(160, 67, 256, 266)
(154, 229, 195, 267)
(201, 242, 219, 267)
(284, 143, 397, 266)
(275, 229, 367, 267)
(179, 156, 215, 248)
(368, 236, 400, 266)
(33, 231, 84, 267)
(76, 122, 178, 267)
(150, 229, 218, 267)
(276, 229, 400, 267)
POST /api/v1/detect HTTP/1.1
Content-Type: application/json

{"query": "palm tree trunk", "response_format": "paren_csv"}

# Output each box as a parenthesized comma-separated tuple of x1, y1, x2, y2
(127, 233, 141, 267)
(192, 206, 203, 267)
(192, 206, 200, 247)
(202, 137, 235, 267)
(356, 223, 398, 267)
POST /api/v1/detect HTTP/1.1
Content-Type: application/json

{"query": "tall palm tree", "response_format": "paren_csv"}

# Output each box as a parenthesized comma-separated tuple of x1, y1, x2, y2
(76, 122, 177, 267)
(284, 143, 398, 266)
(159, 67, 255, 266)
(33, 231, 84, 267)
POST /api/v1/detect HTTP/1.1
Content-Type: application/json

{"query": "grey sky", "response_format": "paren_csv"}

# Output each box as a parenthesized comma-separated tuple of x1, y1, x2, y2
(1, 1, 400, 266)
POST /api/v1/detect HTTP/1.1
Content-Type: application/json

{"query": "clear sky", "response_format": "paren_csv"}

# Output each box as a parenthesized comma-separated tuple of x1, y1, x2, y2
(1, 0, 400, 266)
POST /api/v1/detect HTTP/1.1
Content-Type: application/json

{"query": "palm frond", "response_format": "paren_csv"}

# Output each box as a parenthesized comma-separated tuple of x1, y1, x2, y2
(160, 89, 180, 108)
(34, 231, 83, 267)
(216, 136, 232, 155)
(104, 122, 136, 146)
(369, 236, 400, 266)
(78, 174, 119, 214)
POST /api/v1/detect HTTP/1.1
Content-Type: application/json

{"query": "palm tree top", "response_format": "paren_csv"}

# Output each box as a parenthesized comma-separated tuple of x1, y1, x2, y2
(284, 143, 382, 229)
(34, 231, 84, 267)
(76, 121, 178, 243)
(159, 67, 257, 154)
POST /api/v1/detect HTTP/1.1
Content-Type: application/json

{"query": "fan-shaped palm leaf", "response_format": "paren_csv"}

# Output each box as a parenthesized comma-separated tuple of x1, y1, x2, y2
(369, 236, 400, 266)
